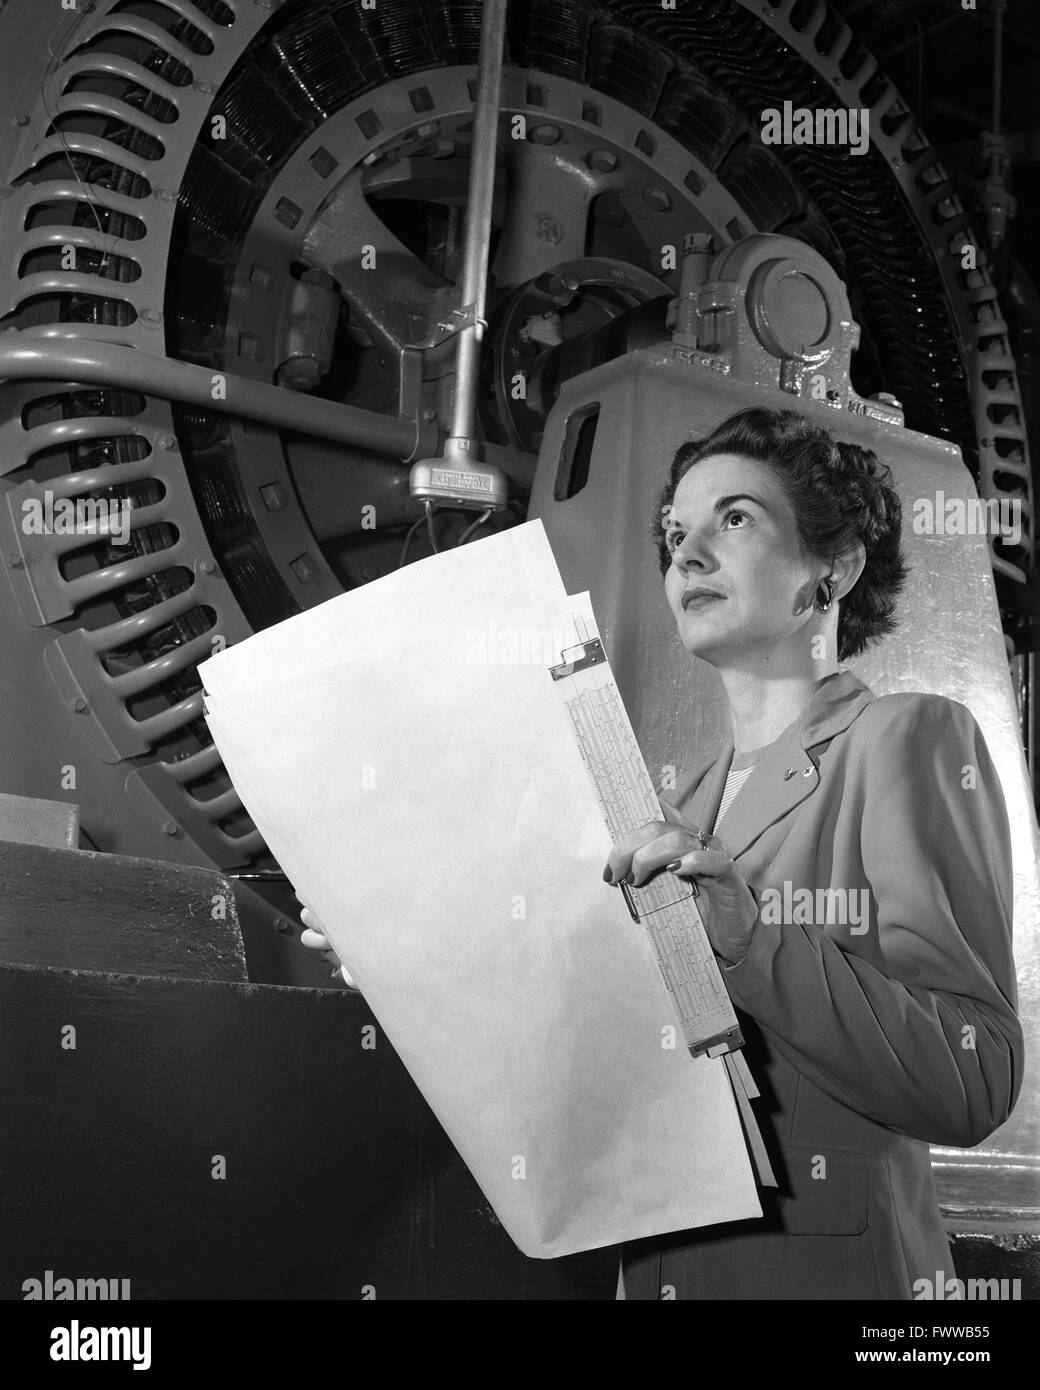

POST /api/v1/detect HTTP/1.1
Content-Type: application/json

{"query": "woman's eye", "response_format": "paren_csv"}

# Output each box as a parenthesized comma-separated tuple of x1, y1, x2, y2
(723, 509, 749, 528)
(666, 530, 686, 552)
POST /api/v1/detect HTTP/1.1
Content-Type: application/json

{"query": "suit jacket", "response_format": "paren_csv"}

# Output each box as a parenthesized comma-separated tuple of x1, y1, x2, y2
(620, 669, 1024, 1300)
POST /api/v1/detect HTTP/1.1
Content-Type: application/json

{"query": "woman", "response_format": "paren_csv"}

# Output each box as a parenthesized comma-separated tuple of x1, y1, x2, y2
(610, 406, 1023, 1300)
(304, 404, 1023, 1300)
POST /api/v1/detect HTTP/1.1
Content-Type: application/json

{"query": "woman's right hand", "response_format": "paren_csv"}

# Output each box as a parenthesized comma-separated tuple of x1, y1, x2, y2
(299, 906, 358, 990)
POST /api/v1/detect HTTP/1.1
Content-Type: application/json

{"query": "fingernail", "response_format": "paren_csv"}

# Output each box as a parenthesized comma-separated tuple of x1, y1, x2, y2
(665, 860, 682, 871)
(602, 865, 612, 883)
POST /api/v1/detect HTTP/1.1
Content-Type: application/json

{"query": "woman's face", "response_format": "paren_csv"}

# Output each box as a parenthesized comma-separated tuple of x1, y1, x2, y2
(663, 451, 824, 665)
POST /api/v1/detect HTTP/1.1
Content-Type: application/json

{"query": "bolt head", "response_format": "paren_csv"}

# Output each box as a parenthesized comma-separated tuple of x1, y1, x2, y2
(587, 149, 619, 173)
(684, 232, 715, 254)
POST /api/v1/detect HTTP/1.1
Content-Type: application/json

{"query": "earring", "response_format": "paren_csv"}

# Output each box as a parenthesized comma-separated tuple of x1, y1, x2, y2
(815, 577, 835, 612)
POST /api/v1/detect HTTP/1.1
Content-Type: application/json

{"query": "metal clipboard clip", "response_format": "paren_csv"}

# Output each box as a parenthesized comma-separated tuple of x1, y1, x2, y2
(618, 874, 699, 923)
(548, 637, 605, 681)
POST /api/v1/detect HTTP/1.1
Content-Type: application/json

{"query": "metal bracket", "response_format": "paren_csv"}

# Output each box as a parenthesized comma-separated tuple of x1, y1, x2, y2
(404, 301, 489, 352)
(618, 874, 699, 922)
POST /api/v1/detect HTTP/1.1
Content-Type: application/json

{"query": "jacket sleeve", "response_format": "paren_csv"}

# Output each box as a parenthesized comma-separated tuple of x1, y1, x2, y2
(720, 695, 1024, 1148)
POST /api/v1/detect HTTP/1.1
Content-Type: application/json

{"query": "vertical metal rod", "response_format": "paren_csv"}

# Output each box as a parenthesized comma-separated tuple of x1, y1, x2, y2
(448, 0, 509, 452)
(992, 0, 1005, 138)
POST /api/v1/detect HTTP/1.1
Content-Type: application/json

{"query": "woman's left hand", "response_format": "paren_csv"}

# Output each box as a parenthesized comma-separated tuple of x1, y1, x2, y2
(603, 805, 759, 963)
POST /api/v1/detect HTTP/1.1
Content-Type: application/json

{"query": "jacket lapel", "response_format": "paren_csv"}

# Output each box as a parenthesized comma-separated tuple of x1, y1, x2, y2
(672, 671, 877, 860)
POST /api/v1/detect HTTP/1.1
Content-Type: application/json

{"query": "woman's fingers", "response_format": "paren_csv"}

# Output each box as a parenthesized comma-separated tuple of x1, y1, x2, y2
(629, 831, 715, 887)
(603, 820, 670, 883)
(604, 820, 715, 887)
(659, 841, 732, 882)
(299, 908, 358, 987)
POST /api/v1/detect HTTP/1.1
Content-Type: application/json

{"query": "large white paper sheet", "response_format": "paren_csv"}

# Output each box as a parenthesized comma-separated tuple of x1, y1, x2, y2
(200, 522, 760, 1257)
(202, 520, 567, 708)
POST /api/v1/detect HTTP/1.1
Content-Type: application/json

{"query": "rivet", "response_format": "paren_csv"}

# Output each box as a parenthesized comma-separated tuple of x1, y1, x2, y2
(72, 697, 88, 713)
(9, 554, 23, 568)
(199, 558, 216, 574)
(259, 483, 286, 512)
(11, 114, 29, 128)
(162, 820, 179, 836)
(587, 148, 618, 173)
(642, 186, 672, 212)
(291, 552, 319, 584)
(156, 433, 176, 450)
(274, 916, 294, 934)
(536, 213, 563, 245)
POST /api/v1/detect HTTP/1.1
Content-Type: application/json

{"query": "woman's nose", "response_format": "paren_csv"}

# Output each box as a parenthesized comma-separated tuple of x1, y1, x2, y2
(674, 530, 710, 571)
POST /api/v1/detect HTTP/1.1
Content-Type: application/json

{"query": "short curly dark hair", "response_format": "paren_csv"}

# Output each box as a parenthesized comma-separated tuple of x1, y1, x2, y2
(653, 407, 908, 662)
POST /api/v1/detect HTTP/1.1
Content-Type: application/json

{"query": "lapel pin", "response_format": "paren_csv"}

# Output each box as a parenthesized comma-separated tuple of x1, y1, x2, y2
(783, 768, 796, 780)
(802, 767, 813, 777)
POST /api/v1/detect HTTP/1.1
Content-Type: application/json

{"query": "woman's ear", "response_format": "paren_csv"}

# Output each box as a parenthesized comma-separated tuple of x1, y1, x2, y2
(831, 538, 867, 602)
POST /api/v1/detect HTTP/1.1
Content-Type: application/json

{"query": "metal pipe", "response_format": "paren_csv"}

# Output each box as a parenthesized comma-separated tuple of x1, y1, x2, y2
(992, 0, 1005, 137)
(0, 331, 437, 461)
(447, 0, 508, 451)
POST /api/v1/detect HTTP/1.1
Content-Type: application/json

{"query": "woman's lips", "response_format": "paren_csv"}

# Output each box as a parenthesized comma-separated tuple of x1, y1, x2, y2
(681, 592, 725, 609)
